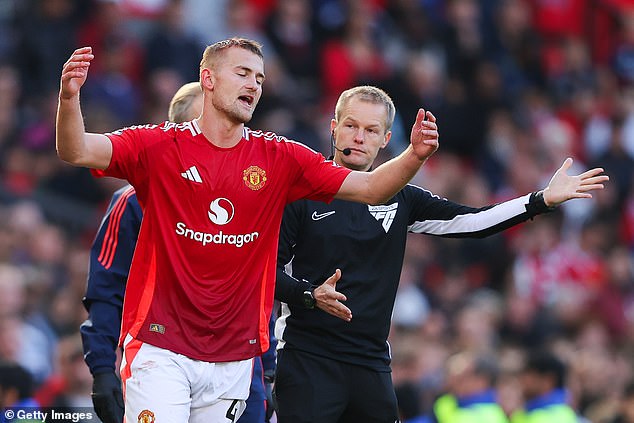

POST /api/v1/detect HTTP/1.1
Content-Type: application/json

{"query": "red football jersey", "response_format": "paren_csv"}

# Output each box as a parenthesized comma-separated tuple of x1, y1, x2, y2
(96, 120, 351, 362)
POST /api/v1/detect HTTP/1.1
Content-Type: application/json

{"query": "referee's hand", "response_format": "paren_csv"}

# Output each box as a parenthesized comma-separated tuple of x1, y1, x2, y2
(542, 158, 608, 207)
(92, 371, 124, 423)
(314, 269, 352, 321)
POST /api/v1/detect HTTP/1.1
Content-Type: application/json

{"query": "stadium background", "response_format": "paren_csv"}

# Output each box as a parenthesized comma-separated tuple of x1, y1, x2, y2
(1, 0, 634, 421)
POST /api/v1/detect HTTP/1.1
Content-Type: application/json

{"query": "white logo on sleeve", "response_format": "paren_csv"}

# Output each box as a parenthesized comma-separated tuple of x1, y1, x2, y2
(181, 166, 203, 183)
(368, 203, 398, 233)
(208, 198, 235, 225)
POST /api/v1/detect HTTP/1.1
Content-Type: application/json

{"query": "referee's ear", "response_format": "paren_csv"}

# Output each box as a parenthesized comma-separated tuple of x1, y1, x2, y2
(380, 130, 392, 150)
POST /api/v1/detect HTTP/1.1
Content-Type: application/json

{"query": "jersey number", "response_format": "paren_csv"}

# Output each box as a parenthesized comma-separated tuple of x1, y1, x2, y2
(226, 399, 240, 422)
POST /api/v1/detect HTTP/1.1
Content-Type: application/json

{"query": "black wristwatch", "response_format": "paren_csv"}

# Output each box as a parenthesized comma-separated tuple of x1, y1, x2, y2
(302, 288, 316, 309)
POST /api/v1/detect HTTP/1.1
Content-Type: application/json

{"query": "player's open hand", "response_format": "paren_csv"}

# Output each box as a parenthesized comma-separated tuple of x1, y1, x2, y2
(314, 269, 352, 322)
(60, 47, 94, 100)
(410, 109, 439, 162)
(543, 158, 609, 207)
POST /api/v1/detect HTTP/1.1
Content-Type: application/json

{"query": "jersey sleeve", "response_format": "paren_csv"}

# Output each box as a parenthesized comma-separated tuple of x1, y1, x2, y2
(276, 201, 313, 306)
(283, 141, 351, 204)
(91, 124, 163, 193)
(80, 186, 142, 375)
(404, 184, 549, 238)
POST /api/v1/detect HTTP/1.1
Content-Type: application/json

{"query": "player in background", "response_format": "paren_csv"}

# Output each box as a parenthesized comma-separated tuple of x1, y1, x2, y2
(57, 37, 439, 422)
(80, 82, 275, 423)
(273, 85, 608, 422)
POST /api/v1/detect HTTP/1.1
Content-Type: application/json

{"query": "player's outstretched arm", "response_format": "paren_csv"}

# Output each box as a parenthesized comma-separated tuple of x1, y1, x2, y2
(56, 47, 112, 169)
(542, 158, 609, 207)
(336, 109, 439, 205)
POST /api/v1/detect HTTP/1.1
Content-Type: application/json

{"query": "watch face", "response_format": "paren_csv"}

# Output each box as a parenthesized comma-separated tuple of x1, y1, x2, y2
(303, 290, 316, 309)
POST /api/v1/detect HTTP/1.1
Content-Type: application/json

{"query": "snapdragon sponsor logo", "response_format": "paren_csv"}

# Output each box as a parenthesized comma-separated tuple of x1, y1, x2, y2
(208, 198, 234, 225)
(175, 222, 258, 248)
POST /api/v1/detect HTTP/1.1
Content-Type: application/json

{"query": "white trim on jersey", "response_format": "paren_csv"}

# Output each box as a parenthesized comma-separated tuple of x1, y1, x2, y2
(243, 127, 325, 156)
(275, 302, 291, 351)
(191, 118, 202, 136)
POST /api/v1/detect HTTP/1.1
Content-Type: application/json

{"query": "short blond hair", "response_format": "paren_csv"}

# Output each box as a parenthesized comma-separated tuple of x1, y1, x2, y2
(199, 37, 264, 71)
(168, 82, 202, 123)
(334, 86, 396, 132)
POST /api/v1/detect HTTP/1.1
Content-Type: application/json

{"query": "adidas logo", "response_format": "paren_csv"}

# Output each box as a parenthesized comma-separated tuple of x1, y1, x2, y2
(181, 166, 203, 183)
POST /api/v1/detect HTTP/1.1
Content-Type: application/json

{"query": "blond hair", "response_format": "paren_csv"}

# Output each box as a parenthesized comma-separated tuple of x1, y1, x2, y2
(334, 86, 396, 132)
(168, 82, 202, 123)
(199, 37, 263, 71)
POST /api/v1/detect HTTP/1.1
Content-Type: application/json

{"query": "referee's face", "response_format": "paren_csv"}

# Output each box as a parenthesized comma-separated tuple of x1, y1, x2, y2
(331, 97, 391, 172)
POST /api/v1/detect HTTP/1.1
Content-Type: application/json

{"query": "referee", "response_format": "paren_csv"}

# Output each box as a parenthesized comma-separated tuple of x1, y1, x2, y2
(274, 86, 608, 423)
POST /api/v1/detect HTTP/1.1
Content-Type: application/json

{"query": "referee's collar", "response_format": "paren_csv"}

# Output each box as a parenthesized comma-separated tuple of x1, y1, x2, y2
(327, 156, 373, 172)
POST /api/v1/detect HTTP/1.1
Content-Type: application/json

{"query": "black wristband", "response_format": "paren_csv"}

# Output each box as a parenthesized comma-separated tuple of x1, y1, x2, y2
(527, 190, 557, 215)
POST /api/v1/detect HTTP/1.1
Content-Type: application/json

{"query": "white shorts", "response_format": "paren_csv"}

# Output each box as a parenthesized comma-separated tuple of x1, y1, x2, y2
(120, 334, 252, 423)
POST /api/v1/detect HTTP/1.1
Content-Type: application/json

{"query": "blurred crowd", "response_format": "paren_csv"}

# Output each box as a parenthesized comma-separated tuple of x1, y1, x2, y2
(1, 0, 634, 421)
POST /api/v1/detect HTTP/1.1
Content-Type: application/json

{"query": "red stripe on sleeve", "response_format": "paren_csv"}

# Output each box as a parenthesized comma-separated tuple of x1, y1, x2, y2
(98, 187, 136, 269)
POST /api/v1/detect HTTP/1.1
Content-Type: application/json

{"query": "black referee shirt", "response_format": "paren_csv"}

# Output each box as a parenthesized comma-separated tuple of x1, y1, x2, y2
(275, 185, 551, 371)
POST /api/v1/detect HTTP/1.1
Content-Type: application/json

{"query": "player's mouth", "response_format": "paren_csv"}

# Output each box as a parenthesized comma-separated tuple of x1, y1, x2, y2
(238, 95, 255, 108)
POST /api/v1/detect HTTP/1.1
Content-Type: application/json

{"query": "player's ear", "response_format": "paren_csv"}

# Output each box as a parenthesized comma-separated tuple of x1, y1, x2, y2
(200, 68, 213, 90)
(330, 119, 337, 135)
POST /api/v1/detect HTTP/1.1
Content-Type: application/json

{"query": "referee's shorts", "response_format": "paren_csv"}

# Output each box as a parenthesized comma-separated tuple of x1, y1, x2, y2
(274, 348, 399, 423)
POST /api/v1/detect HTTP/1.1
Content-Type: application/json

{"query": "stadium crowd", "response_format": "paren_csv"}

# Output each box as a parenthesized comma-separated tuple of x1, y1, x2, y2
(1, 0, 634, 422)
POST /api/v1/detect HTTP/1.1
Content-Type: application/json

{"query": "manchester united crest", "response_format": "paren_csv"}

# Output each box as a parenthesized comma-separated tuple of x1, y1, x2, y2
(243, 166, 267, 190)
(138, 410, 155, 423)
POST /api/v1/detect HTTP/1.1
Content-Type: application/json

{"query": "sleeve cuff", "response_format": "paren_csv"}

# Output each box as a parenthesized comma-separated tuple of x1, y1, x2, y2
(527, 190, 557, 215)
